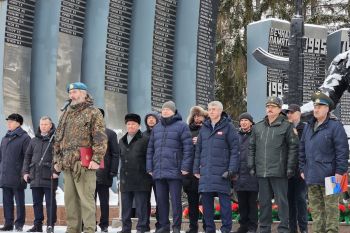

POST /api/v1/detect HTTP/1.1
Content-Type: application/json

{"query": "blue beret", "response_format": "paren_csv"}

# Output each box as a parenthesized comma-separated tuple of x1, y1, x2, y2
(67, 82, 88, 93)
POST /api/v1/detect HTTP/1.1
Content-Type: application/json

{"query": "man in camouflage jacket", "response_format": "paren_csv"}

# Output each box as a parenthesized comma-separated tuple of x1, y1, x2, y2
(53, 82, 107, 233)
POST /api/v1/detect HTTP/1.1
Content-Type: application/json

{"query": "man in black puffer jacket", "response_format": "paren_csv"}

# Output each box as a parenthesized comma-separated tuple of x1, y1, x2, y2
(95, 109, 119, 232)
(23, 116, 58, 232)
(233, 113, 258, 233)
(0, 113, 30, 232)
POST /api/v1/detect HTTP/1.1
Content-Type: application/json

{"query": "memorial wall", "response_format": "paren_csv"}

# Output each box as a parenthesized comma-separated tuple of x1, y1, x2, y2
(0, 0, 219, 136)
(326, 28, 350, 124)
(3, 0, 35, 135)
(247, 19, 328, 120)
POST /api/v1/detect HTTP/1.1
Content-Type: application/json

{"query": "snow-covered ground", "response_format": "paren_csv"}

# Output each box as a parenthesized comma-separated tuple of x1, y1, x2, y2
(3, 226, 200, 233)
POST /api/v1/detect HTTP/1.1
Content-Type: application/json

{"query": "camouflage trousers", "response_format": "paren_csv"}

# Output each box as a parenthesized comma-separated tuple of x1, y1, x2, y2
(308, 185, 340, 233)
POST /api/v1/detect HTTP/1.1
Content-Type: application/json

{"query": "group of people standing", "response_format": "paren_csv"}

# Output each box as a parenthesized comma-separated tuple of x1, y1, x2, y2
(0, 82, 348, 233)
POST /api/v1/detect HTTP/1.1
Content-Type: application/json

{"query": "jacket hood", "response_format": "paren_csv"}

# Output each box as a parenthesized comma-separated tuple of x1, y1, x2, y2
(144, 112, 159, 131)
(186, 106, 208, 124)
(203, 111, 231, 129)
(160, 111, 183, 125)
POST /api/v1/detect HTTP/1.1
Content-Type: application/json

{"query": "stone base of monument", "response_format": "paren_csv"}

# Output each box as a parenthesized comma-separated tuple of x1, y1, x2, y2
(112, 218, 350, 233)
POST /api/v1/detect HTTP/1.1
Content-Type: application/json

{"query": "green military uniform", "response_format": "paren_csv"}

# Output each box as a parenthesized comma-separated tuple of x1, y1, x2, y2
(54, 95, 107, 233)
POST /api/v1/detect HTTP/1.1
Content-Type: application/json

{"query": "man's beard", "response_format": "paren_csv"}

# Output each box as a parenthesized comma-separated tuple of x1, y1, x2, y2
(71, 96, 85, 105)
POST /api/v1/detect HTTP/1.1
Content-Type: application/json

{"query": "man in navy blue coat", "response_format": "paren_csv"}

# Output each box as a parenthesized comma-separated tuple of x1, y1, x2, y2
(0, 113, 30, 231)
(146, 101, 193, 233)
(193, 101, 239, 233)
(299, 91, 349, 233)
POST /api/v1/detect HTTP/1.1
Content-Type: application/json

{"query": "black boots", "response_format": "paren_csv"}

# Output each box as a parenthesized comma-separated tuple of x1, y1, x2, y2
(27, 225, 43, 232)
(0, 226, 13, 231)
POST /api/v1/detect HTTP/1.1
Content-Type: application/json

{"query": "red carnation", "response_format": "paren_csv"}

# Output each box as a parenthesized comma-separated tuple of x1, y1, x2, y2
(232, 203, 239, 212)
(339, 204, 346, 213)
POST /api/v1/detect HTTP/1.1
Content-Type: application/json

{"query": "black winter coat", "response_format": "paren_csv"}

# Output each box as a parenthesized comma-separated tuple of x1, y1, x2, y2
(22, 126, 58, 188)
(0, 127, 30, 189)
(233, 128, 258, 192)
(182, 123, 201, 193)
(119, 130, 152, 192)
(96, 128, 119, 187)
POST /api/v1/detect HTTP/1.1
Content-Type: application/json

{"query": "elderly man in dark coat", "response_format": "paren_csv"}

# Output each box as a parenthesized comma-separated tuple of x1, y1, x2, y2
(0, 113, 31, 231)
(119, 113, 152, 233)
(22, 116, 59, 232)
(233, 113, 258, 233)
(147, 101, 193, 233)
(193, 101, 239, 233)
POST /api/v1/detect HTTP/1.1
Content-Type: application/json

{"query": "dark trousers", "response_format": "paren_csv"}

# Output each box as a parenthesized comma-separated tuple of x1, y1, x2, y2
(184, 189, 199, 230)
(32, 187, 57, 226)
(154, 179, 182, 230)
(147, 182, 160, 230)
(121, 191, 150, 232)
(237, 191, 258, 232)
(258, 177, 289, 233)
(202, 192, 232, 233)
(2, 187, 25, 228)
(288, 176, 308, 233)
(95, 184, 110, 228)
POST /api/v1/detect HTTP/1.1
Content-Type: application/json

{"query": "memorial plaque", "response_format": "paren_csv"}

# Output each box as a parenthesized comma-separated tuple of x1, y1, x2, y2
(195, 0, 219, 107)
(337, 31, 350, 124)
(266, 21, 327, 103)
(3, 0, 36, 135)
(56, 0, 86, 115)
(104, 0, 133, 131)
(151, 0, 177, 111)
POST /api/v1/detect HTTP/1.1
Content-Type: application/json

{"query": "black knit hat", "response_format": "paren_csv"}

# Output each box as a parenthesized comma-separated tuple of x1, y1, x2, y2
(125, 113, 141, 125)
(6, 113, 24, 125)
(239, 112, 254, 124)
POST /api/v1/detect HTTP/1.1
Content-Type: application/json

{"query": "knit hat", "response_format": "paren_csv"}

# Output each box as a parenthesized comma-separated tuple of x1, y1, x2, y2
(125, 113, 141, 125)
(6, 113, 24, 125)
(239, 112, 254, 124)
(162, 101, 176, 113)
(66, 82, 88, 93)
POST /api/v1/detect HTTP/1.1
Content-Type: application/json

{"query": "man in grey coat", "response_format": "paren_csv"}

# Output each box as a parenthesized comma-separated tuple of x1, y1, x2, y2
(248, 96, 298, 233)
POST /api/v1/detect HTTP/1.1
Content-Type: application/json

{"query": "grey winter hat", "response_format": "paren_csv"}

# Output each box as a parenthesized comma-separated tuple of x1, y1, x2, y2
(162, 101, 176, 113)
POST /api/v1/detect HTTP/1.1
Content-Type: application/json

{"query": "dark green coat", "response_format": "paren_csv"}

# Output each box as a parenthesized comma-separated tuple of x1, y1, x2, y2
(119, 130, 152, 192)
(248, 114, 298, 178)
